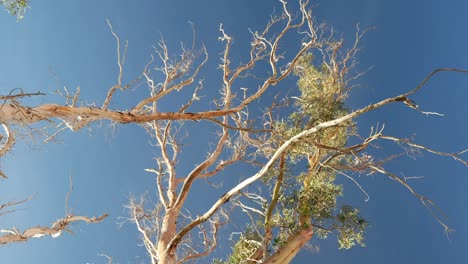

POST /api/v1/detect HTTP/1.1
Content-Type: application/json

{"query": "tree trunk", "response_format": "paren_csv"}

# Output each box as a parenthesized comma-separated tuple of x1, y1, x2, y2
(263, 227, 313, 264)
(157, 208, 179, 264)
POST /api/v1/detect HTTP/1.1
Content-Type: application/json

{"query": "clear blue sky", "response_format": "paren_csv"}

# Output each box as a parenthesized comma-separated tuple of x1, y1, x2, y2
(0, 0, 467, 263)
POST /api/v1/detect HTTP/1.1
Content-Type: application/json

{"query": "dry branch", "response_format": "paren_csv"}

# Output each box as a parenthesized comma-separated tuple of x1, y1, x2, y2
(165, 67, 468, 258)
(0, 213, 108, 245)
(0, 0, 466, 263)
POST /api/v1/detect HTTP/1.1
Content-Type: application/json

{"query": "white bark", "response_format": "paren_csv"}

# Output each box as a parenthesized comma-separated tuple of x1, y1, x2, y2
(263, 227, 314, 264)
(157, 209, 179, 264)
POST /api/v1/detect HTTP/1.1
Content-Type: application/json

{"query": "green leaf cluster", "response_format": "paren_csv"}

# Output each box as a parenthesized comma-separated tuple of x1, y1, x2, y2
(336, 206, 367, 249)
(218, 53, 367, 262)
(271, 53, 367, 249)
(213, 227, 262, 264)
(1, 0, 29, 21)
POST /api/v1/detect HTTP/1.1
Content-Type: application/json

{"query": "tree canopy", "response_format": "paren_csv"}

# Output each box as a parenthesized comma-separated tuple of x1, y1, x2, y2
(0, 1, 467, 263)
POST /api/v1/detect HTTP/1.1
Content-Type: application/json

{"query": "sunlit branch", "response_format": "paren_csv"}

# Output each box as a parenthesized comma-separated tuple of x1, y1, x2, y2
(0, 196, 32, 217)
(0, 124, 15, 178)
(380, 135, 468, 166)
(154, 120, 178, 206)
(132, 205, 159, 264)
(0, 214, 108, 245)
(353, 152, 450, 232)
(102, 20, 140, 111)
(254, 153, 286, 262)
(165, 67, 468, 255)
(0, 124, 15, 158)
(0, 89, 45, 101)
(173, 124, 229, 211)
(179, 219, 221, 262)
(263, 226, 314, 264)
(98, 254, 113, 264)
(321, 163, 370, 201)
(145, 167, 169, 209)
(132, 45, 208, 113)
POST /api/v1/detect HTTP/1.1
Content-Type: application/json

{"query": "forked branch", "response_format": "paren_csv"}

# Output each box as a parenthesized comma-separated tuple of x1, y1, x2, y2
(166, 67, 468, 255)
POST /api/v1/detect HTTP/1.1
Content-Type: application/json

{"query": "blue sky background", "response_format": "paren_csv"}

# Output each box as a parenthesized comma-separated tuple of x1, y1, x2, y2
(0, 0, 467, 263)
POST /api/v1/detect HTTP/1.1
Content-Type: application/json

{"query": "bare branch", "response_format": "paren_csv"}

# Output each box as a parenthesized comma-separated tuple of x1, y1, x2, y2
(166, 67, 468, 255)
(0, 196, 32, 217)
(0, 213, 108, 245)
(0, 89, 45, 101)
(0, 124, 15, 158)
(98, 254, 113, 264)
(102, 19, 138, 111)
(380, 135, 468, 166)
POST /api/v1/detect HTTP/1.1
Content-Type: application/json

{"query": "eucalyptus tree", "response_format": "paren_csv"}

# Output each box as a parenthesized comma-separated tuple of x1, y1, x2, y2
(0, 0, 466, 263)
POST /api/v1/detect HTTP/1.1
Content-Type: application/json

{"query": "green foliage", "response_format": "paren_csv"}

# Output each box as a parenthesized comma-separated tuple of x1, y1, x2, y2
(213, 227, 262, 264)
(293, 53, 349, 126)
(268, 53, 367, 249)
(1, 0, 29, 21)
(278, 170, 342, 223)
(272, 53, 353, 162)
(218, 53, 368, 262)
(278, 169, 367, 249)
(297, 170, 343, 220)
(336, 206, 368, 249)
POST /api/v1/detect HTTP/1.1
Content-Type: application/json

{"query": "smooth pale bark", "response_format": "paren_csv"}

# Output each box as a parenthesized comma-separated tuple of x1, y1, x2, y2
(164, 70, 454, 258)
(157, 209, 179, 264)
(263, 227, 314, 264)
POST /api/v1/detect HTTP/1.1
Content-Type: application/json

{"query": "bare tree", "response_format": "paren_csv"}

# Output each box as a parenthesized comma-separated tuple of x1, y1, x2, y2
(0, 0, 467, 263)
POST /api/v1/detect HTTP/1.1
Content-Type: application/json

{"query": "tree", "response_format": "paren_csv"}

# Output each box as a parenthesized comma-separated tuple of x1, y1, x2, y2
(0, 0, 467, 263)
(1, 0, 29, 21)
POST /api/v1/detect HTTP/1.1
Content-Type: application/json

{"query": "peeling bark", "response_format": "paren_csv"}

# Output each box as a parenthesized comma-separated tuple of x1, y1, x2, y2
(0, 104, 239, 131)
(0, 214, 108, 245)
